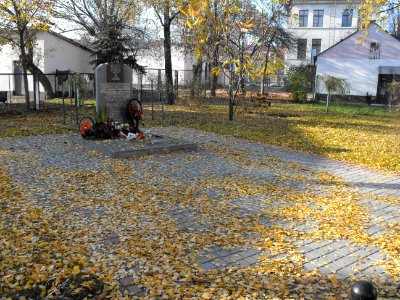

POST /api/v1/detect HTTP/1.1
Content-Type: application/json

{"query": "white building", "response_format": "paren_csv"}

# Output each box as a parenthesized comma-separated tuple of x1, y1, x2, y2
(315, 23, 400, 102)
(0, 31, 94, 97)
(136, 46, 198, 87)
(287, 0, 360, 67)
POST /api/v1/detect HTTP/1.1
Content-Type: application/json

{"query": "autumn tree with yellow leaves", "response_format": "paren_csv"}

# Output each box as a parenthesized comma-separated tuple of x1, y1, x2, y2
(358, 0, 400, 31)
(0, 0, 56, 107)
(181, 0, 260, 120)
(180, 0, 293, 120)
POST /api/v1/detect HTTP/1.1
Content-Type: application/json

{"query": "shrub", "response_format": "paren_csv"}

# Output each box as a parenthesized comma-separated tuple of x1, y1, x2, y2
(322, 75, 350, 112)
(387, 79, 400, 112)
(286, 65, 315, 102)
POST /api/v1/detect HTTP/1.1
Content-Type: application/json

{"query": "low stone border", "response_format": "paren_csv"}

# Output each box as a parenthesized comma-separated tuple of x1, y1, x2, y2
(70, 134, 198, 158)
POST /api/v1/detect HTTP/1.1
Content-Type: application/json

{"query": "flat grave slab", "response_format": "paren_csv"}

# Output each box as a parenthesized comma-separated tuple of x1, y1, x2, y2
(70, 135, 198, 158)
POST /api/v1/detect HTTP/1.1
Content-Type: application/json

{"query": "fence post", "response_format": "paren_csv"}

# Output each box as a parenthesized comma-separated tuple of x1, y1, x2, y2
(8, 74, 11, 107)
(75, 82, 79, 125)
(70, 90, 73, 124)
(158, 70, 164, 120)
(62, 83, 66, 125)
(151, 80, 154, 120)
(204, 64, 207, 98)
(93, 74, 96, 100)
(313, 74, 318, 102)
(54, 75, 57, 97)
(38, 75, 41, 108)
(33, 74, 40, 111)
(138, 73, 143, 102)
(33, 74, 36, 110)
(174, 70, 178, 99)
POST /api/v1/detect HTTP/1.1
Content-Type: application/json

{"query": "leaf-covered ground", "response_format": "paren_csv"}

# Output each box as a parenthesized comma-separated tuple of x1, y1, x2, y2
(145, 100, 400, 175)
(0, 127, 399, 299)
(0, 98, 398, 174)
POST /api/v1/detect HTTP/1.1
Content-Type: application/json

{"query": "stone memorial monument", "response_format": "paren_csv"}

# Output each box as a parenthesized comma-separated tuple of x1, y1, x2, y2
(95, 63, 133, 123)
(71, 63, 199, 158)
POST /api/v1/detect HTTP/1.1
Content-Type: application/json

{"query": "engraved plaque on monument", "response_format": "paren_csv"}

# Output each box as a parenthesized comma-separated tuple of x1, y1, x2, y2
(107, 63, 124, 82)
(95, 63, 133, 123)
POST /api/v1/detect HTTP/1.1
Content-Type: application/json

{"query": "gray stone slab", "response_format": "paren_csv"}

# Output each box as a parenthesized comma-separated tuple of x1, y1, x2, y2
(125, 285, 147, 296)
(95, 63, 133, 123)
(119, 276, 134, 286)
(199, 262, 217, 271)
(70, 134, 198, 158)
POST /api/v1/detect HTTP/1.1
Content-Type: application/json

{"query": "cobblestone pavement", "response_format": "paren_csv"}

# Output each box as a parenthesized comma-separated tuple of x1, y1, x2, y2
(0, 127, 399, 298)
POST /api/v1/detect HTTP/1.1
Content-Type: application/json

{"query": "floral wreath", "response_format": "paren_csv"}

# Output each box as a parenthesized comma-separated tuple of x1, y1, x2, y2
(128, 99, 144, 118)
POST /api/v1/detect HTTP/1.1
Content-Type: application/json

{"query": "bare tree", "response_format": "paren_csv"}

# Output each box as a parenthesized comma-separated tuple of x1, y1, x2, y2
(252, 0, 294, 94)
(55, 0, 148, 71)
(144, 0, 182, 104)
(386, 1, 400, 37)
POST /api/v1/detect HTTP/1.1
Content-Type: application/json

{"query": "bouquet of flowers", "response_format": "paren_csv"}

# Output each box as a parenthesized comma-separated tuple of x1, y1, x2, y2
(127, 99, 144, 131)
(114, 123, 146, 141)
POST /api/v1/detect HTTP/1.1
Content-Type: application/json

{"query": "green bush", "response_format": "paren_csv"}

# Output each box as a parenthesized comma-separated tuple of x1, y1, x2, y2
(286, 65, 315, 102)
(387, 79, 400, 112)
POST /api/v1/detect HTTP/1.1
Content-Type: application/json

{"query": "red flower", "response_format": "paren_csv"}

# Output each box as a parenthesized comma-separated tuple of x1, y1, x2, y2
(128, 101, 144, 117)
(79, 120, 92, 135)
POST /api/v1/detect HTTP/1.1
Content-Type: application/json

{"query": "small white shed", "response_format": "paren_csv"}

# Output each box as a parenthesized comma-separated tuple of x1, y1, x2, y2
(315, 23, 400, 103)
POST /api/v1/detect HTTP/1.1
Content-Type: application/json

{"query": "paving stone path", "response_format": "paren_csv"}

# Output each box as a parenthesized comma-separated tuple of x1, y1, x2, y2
(0, 127, 399, 298)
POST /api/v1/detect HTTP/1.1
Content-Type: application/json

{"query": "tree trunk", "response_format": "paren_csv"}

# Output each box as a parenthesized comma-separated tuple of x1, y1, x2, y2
(26, 46, 55, 99)
(190, 58, 202, 97)
(326, 93, 330, 113)
(261, 64, 268, 94)
(239, 53, 245, 96)
(163, 3, 174, 105)
(211, 1, 219, 97)
(261, 75, 265, 94)
(261, 45, 271, 94)
(19, 31, 30, 108)
(27, 62, 55, 99)
(21, 59, 30, 109)
(211, 47, 218, 96)
(197, 62, 203, 95)
(228, 64, 234, 121)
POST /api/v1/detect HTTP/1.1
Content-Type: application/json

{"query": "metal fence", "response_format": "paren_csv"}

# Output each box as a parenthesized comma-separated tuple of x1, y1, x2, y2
(0, 72, 95, 110)
(0, 68, 286, 121)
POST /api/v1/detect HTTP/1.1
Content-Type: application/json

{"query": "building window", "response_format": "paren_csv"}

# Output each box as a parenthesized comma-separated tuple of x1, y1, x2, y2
(369, 42, 380, 59)
(342, 9, 353, 27)
(313, 10, 324, 27)
(297, 39, 307, 60)
(311, 39, 321, 63)
(299, 10, 308, 27)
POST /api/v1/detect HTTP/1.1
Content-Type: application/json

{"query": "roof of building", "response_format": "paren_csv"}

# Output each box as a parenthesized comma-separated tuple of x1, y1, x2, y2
(316, 22, 400, 58)
(48, 31, 94, 53)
